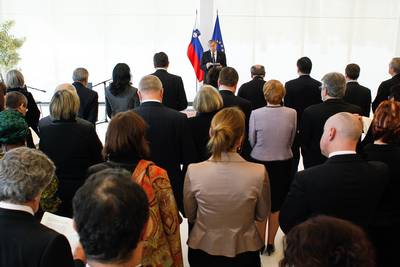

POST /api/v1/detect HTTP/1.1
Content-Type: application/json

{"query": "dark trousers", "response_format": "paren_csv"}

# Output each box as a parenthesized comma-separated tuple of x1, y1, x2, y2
(188, 248, 261, 267)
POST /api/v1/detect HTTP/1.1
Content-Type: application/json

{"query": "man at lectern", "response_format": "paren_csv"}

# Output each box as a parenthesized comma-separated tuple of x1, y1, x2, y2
(201, 40, 227, 80)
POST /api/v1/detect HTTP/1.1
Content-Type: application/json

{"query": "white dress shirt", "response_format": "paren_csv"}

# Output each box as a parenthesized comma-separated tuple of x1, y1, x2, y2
(0, 201, 34, 215)
(328, 150, 357, 158)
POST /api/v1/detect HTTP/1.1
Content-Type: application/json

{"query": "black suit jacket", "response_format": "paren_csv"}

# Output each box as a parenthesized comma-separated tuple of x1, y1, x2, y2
(219, 90, 252, 159)
(188, 111, 217, 163)
(201, 50, 227, 78)
(134, 102, 196, 212)
(72, 82, 98, 124)
(344, 81, 371, 117)
(372, 73, 400, 112)
(237, 77, 267, 110)
(284, 75, 322, 127)
(300, 99, 362, 168)
(279, 154, 389, 233)
(0, 208, 84, 267)
(363, 144, 400, 225)
(38, 117, 103, 216)
(152, 69, 188, 111)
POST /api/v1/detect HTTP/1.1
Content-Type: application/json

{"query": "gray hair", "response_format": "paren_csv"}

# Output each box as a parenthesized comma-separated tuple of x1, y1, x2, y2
(390, 57, 400, 74)
(5, 70, 24, 89)
(250, 65, 265, 77)
(193, 85, 223, 113)
(50, 86, 80, 120)
(138, 75, 162, 92)
(72, 68, 89, 83)
(0, 147, 55, 203)
(321, 72, 346, 98)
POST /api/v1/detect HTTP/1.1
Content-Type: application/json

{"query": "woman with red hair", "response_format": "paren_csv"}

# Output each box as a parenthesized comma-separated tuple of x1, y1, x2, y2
(363, 100, 400, 267)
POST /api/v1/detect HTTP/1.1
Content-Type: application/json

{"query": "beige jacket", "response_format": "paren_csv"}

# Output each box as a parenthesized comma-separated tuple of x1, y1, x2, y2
(184, 152, 270, 257)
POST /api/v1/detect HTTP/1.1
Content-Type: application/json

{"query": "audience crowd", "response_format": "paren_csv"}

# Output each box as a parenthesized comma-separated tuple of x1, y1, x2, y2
(0, 53, 399, 267)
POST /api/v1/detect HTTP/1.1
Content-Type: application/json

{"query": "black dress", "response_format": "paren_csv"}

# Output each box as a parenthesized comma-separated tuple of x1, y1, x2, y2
(363, 143, 400, 267)
(251, 158, 292, 213)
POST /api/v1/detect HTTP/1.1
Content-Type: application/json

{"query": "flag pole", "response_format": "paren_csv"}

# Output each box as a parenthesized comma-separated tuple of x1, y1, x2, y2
(195, 9, 198, 93)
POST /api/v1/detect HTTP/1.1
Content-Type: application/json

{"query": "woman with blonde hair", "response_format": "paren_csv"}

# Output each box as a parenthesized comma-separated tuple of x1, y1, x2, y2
(184, 107, 270, 267)
(39, 84, 102, 216)
(188, 85, 223, 162)
(249, 79, 297, 255)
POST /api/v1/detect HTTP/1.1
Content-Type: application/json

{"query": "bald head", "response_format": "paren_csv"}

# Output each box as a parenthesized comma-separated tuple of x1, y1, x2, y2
(55, 83, 76, 92)
(320, 112, 362, 156)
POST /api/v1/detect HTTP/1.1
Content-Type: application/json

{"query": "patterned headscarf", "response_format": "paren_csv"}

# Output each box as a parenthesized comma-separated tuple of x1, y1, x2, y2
(0, 110, 28, 144)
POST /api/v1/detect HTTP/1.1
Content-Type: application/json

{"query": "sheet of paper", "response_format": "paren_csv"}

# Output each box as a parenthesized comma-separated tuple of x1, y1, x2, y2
(29, 127, 40, 146)
(361, 116, 372, 134)
(41, 212, 80, 253)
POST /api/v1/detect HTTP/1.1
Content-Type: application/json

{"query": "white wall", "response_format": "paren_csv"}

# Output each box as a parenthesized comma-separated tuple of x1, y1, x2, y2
(214, 0, 400, 97)
(1, 0, 400, 103)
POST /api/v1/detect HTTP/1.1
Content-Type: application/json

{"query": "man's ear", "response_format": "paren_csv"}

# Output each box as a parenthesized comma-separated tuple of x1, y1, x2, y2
(328, 127, 336, 141)
(160, 88, 164, 100)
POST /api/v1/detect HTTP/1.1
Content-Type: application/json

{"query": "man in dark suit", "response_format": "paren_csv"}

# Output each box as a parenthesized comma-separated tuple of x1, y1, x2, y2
(73, 169, 149, 267)
(343, 63, 371, 117)
(300, 72, 362, 169)
(280, 112, 389, 234)
(0, 147, 85, 267)
(237, 65, 267, 110)
(218, 67, 252, 159)
(134, 75, 195, 213)
(72, 68, 98, 124)
(151, 52, 188, 111)
(372, 57, 400, 112)
(284, 57, 322, 177)
(201, 40, 227, 80)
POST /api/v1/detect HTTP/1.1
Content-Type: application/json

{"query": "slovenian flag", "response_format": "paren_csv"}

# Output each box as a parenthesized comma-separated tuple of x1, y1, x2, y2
(212, 14, 225, 52)
(187, 28, 204, 82)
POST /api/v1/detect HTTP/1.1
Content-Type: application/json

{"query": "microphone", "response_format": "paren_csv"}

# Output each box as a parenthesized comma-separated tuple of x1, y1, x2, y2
(26, 86, 46, 93)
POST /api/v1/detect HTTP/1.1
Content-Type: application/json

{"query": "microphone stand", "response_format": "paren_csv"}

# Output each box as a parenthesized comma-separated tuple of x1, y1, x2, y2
(27, 85, 47, 93)
(26, 86, 47, 117)
(92, 79, 112, 125)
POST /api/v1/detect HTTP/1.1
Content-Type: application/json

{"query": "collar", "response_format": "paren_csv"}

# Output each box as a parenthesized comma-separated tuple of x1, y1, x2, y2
(208, 152, 245, 162)
(155, 67, 167, 71)
(328, 150, 357, 158)
(140, 99, 162, 104)
(346, 80, 358, 83)
(0, 201, 34, 215)
(219, 85, 235, 93)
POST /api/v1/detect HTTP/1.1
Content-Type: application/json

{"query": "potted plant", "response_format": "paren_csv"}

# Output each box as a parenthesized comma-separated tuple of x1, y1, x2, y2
(0, 20, 25, 81)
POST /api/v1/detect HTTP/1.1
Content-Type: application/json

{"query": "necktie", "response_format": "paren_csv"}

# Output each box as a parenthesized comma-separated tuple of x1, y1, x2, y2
(212, 52, 215, 63)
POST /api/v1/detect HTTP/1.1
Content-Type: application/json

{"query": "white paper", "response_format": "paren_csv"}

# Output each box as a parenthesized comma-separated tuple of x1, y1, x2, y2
(29, 127, 40, 146)
(361, 116, 373, 134)
(41, 212, 80, 253)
